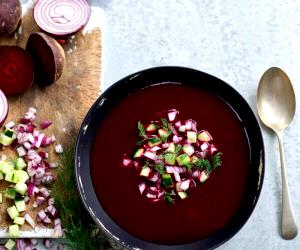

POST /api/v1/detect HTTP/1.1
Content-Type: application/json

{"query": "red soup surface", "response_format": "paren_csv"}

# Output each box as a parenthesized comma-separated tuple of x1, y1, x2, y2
(90, 82, 250, 245)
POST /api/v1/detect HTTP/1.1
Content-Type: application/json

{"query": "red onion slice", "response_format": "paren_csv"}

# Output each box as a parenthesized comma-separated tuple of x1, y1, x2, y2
(33, 0, 91, 37)
(24, 213, 36, 228)
(0, 90, 8, 125)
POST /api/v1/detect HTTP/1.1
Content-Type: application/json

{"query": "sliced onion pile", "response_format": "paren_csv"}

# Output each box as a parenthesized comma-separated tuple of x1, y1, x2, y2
(33, 0, 91, 37)
(122, 109, 223, 204)
(0, 107, 63, 237)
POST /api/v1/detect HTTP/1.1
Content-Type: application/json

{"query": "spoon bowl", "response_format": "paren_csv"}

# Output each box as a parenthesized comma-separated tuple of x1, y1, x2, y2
(257, 67, 298, 240)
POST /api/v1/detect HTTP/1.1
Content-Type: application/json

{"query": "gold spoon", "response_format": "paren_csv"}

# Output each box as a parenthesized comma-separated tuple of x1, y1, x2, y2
(257, 67, 298, 239)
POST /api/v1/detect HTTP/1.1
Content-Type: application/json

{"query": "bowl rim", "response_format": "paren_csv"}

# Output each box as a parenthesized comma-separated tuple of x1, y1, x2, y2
(75, 66, 265, 250)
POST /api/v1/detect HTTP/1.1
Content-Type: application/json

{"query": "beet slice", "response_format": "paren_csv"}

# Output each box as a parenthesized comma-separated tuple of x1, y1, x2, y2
(26, 32, 65, 87)
(0, 46, 34, 96)
(0, 0, 22, 36)
(33, 0, 91, 37)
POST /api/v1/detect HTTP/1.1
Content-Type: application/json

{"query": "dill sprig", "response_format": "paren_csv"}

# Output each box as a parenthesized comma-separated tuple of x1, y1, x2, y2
(161, 118, 172, 135)
(154, 162, 165, 174)
(194, 158, 212, 172)
(164, 192, 175, 204)
(52, 144, 109, 250)
(212, 152, 222, 170)
(137, 121, 147, 140)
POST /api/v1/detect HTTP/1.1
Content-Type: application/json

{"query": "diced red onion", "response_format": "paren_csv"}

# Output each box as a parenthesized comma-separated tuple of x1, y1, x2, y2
(179, 125, 187, 132)
(144, 151, 157, 161)
(172, 135, 182, 143)
(31, 239, 38, 246)
(24, 213, 36, 228)
(23, 141, 32, 150)
(149, 146, 161, 152)
(5, 121, 15, 129)
(146, 193, 156, 199)
(166, 166, 187, 174)
(173, 172, 181, 182)
(16, 239, 24, 250)
(185, 119, 197, 131)
(148, 172, 159, 182)
(192, 170, 200, 178)
(39, 187, 51, 198)
(41, 120, 52, 130)
(17, 146, 26, 157)
(138, 182, 146, 194)
(42, 172, 55, 185)
(27, 182, 35, 196)
(25, 246, 32, 250)
(43, 239, 52, 249)
(38, 210, 51, 224)
(27, 133, 35, 143)
(200, 142, 210, 152)
(36, 196, 46, 206)
(167, 109, 178, 122)
(48, 197, 55, 206)
(54, 218, 63, 237)
(122, 157, 132, 167)
(180, 179, 190, 191)
(210, 144, 218, 155)
(38, 151, 49, 159)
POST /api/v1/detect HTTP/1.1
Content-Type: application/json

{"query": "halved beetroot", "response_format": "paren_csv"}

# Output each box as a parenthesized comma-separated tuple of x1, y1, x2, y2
(0, 46, 34, 96)
(26, 32, 65, 87)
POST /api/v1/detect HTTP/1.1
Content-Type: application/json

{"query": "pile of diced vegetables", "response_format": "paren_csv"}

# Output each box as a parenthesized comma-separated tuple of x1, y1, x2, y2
(0, 108, 63, 249)
(122, 109, 222, 204)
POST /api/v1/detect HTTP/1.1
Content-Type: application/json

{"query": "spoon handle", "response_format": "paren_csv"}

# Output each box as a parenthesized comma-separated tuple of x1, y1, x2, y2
(276, 130, 298, 239)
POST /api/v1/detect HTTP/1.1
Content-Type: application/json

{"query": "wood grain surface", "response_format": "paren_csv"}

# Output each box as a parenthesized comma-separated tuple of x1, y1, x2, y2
(0, 4, 103, 237)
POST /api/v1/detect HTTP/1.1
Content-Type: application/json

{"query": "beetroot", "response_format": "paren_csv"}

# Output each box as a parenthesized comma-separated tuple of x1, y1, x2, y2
(26, 32, 65, 87)
(33, 0, 91, 37)
(0, 0, 22, 36)
(0, 46, 34, 96)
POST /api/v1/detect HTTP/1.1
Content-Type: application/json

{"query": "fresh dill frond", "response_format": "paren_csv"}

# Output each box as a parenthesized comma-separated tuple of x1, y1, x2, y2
(164, 192, 175, 204)
(194, 158, 212, 172)
(154, 162, 165, 174)
(52, 143, 109, 250)
(174, 144, 182, 155)
(137, 121, 147, 140)
(161, 118, 172, 135)
(212, 152, 223, 169)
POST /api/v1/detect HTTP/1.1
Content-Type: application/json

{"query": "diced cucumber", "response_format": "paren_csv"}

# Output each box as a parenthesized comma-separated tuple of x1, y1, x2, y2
(187, 131, 197, 143)
(191, 156, 200, 164)
(0, 162, 14, 175)
(0, 193, 2, 203)
(4, 187, 16, 200)
(5, 171, 14, 182)
(176, 154, 191, 166)
(148, 137, 162, 147)
(4, 239, 15, 250)
(146, 123, 157, 132)
(9, 224, 20, 237)
(140, 166, 151, 177)
(197, 130, 212, 142)
(0, 133, 16, 146)
(158, 129, 169, 140)
(14, 216, 25, 225)
(15, 198, 26, 212)
(164, 153, 176, 165)
(199, 171, 209, 183)
(162, 174, 173, 188)
(178, 191, 187, 199)
(133, 148, 144, 158)
(4, 128, 15, 138)
(182, 145, 195, 156)
(7, 205, 20, 220)
(13, 170, 29, 184)
(15, 157, 27, 170)
(15, 182, 28, 195)
(165, 142, 175, 153)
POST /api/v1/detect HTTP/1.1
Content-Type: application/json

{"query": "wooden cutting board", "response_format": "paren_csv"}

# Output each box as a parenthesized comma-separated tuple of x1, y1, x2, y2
(0, 3, 104, 238)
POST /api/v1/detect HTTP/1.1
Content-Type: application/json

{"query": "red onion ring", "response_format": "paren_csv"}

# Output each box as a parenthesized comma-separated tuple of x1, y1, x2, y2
(34, 0, 91, 37)
(0, 89, 8, 126)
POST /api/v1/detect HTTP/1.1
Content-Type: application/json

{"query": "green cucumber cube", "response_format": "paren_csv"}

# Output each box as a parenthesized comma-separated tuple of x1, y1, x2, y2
(187, 131, 197, 143)
(15, 198, 26, 212)
(176, 154, 191, 166)
(5, 171, 14, 182)
(199, 171, 209, 183)
(166, 142, 175, 153)
(197, 130, 212, 142)
(4, 239, 15, 250)
(148, 137, 162, 147)
(0, 133, 15, 146)
(158, 129, 169, 140)
(178, 191, 187, 199)
(9, 224, 20, 237)
(162, 174, 173, 188)
(15, 182, 28, 195)
(13, 216, 25, 225)
(7, 205, 20, 220)
(133, 148, 144, 158)
(140, 166, 151, 177)
(182, 145, 195, 156)
(191, 155, 199, 164)
(146, 123, 157, 132)
(0, 162, 14, 175)
(15, 158, 27, 170)
(4, 187, 16, 200)
(13, 170, 29, 183)
(164, 153, 176, 165)
(4, 128, 14, 138)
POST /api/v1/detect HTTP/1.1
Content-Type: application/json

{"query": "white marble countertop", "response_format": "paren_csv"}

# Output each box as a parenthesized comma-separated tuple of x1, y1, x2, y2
(92, 0, 300, 249)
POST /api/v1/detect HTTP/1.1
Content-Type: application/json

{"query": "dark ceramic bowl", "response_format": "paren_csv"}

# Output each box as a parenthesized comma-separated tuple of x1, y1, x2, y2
(75, 66, 264, 250)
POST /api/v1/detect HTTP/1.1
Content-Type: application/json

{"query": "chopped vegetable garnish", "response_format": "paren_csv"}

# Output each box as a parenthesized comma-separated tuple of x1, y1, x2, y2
(122, 108, 223, 204)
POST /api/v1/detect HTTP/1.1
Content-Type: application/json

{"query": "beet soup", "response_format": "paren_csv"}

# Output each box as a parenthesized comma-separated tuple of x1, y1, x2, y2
(90, 82, 250, 245)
